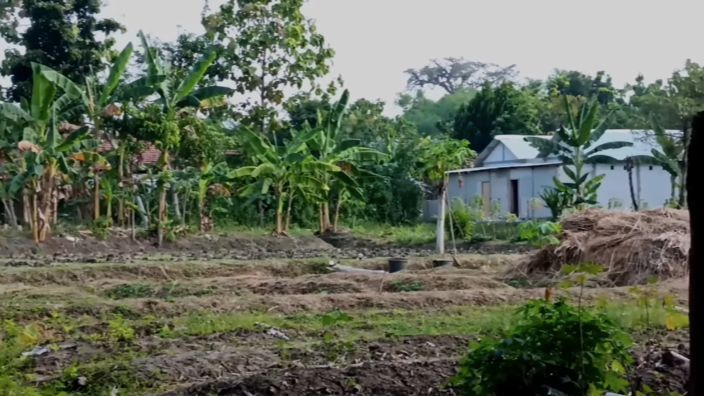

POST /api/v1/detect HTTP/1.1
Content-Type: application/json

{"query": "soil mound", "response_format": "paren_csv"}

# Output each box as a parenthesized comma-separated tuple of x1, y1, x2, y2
(510, 209, 690, 285)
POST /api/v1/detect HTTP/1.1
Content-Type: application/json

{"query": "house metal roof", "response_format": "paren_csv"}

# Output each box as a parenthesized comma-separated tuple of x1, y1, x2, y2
(469, 129, 680, 172)
(448, 160, 561, 174)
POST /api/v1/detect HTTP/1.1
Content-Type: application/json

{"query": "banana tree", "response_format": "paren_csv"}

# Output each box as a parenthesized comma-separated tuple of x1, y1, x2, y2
(650, 126, 684, 206)
(232, 128, 334, 235)
(38, 43, 134, 223)
(304, 90, 386, 233)
(118, 31, 232, 245)
(526, 96, 633, 208)
(3, 63, 90, 242)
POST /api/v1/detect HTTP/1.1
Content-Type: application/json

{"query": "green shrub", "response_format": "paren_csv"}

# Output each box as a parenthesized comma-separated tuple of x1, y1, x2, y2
(446, 199, 480, 240)
(452, 299, 633, 396)
(517, 220, 562, 248)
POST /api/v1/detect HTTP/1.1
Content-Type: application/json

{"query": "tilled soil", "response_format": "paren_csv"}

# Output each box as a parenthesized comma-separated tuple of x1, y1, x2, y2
(0, 233, 690, 395)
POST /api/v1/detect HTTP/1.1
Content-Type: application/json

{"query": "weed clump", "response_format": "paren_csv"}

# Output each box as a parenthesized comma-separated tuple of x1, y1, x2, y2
(452, 299, 633, 396)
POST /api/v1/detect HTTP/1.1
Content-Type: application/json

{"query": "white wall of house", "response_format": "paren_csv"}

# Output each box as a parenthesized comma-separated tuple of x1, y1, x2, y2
(441, 162, 675, 221)
(483, 144, 517, 164)
(576, 163, 673, 210)
(446, 165, 558, 220)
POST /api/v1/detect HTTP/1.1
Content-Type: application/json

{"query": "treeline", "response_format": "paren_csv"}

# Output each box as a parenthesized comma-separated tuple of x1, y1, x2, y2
(0, 0, 699, 243)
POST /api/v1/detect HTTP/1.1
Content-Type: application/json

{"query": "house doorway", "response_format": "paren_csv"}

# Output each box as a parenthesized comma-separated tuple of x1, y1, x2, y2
(509, 179, 519, 216)
(481, 181, 491, 215)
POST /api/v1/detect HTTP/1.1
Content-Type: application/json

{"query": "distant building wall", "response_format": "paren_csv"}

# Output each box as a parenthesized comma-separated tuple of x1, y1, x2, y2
(425, 162, 674, 221)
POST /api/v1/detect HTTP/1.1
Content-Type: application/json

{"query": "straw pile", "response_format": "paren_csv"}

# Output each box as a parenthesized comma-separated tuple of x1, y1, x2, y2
(512, 209, 690, 286)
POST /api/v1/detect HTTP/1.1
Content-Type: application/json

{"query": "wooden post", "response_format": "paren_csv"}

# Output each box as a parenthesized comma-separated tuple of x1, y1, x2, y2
(436, 188, 445, 254)
(688, 111, 703, 395)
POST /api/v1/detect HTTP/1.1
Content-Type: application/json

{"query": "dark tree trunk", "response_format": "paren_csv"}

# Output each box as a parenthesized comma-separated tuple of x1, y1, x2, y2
(688, 112, 703, 395)
(680, 126, 691, 208)
(626, 157, 639, 211)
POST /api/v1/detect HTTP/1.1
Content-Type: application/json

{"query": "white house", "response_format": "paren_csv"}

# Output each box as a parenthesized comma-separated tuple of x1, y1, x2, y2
(439, 130, 677, 220)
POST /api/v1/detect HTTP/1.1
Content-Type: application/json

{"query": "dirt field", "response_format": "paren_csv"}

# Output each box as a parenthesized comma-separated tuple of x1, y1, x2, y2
(0, 232, 690, 395)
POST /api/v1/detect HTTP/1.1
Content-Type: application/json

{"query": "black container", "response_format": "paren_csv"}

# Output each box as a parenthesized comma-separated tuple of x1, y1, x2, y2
(388, 258, 408, 273)
(433, 259, 453, 268)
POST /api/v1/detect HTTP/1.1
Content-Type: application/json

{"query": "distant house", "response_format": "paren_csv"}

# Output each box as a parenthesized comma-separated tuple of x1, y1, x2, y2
(436, 130, 677, 220)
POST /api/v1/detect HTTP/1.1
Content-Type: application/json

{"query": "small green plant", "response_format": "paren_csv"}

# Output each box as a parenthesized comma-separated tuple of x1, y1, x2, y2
(517, 220, 562, 248)
(90, 216, 111, 240)
(107, 316, 135, 344)
(105, 283, 155, 299)
(452, 299, 633, 396)
(388, 280, 423, 292)
(319, 311, 355, 361)
(629, 278, 688, 331)
(446, 199, 479, 240)
(540, 187, 570, 220)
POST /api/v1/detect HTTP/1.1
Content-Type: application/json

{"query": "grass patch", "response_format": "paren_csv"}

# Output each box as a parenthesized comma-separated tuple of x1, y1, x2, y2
(349, 222, 436, 246)
(104, 282, 217, 300)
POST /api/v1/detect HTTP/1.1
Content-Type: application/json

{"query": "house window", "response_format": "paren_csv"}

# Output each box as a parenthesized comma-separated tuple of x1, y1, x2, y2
(649, 165, 653, 170)
(609, 165, 614, 170)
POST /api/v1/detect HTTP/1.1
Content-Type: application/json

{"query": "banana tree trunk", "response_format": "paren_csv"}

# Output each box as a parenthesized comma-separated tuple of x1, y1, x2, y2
(23, 190, 31, 226)
(679, 126, 690, 208)
(37, 168, 57, 242)
(172, 188, 183, 226)
(93, 173, 100, 221)
(135, 195, 148, 227)
(333, 199, 342, 233)
(158, 152, 170, 247)
(320, 202, 331, 233)
(117, 146, 125, 226)
(2, 199, 17, 227)
(275, 190, 285, 236)
(284, 192, 294, 233)
(31, 187, 39, 244)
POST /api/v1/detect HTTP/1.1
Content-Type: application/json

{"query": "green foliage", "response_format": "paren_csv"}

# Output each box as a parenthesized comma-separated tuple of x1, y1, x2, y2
(452, 299, 633, 396)
(453, 82, 542, 152)
(398, 89, 476, 136)
(90, 216, 111, 240)
(107, 316, 135, 344)
(540, 187, 570, 220)
(527, 96, 632, 209)
(388, 280, 423, 292)
(0, 0, 123, 102)
(446, 199, 478, 240)
(203, 0, 335, 134)
(517, 220, 562, 248)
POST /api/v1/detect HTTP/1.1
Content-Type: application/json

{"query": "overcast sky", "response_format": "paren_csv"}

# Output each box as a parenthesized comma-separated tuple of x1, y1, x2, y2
(63, 0, 704, 113)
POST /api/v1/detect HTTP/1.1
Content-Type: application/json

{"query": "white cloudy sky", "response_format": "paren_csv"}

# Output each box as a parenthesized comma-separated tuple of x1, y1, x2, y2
(32, 0, 704, 112)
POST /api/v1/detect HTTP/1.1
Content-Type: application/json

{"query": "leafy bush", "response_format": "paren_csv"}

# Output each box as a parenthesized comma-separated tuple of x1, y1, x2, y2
(517, 220, 562, 247)
(446, 199, 480, 240)
(452, 299, 633, 396)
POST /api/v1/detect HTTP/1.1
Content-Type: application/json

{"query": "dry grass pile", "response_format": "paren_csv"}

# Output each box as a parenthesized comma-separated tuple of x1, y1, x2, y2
(510, 209, 690, 286)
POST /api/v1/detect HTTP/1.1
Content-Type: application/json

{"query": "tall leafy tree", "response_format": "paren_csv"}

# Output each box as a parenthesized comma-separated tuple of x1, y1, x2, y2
(405, 58, 516, 94)
(397, 89, 475, 136)
(418, 138, 475, 254)
(0, 0, 123, 102)
(453, 82, 542, 152)
(203, 0, 335, 142)
(629, 60, 704, 207)
(117, 31, 232, 246)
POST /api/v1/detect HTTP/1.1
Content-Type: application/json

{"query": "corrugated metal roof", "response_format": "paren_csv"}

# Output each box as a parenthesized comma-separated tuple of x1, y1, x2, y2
(456, 129, 680, 173)
(449, 161, 561, 174)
